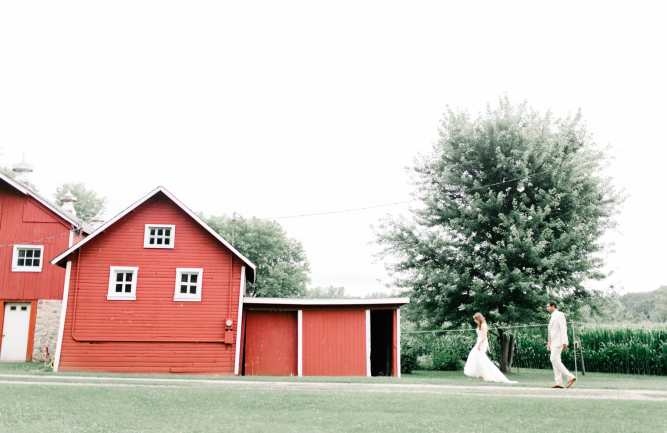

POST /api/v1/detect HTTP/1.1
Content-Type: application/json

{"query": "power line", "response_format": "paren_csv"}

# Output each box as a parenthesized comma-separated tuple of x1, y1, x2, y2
(258, 134, 666, 221)
(0, 230, 72, 248)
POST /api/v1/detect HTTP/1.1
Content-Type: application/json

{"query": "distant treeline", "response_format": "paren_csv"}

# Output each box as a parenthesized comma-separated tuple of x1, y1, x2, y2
(619, 286, 667, 323)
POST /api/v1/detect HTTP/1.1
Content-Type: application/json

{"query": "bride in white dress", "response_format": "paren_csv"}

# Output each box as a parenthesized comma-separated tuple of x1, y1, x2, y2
(464, 313, 517, 383)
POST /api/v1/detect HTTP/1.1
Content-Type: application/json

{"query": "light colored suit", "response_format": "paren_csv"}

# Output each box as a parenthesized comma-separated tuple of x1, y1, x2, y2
(548, 309, 575, 386)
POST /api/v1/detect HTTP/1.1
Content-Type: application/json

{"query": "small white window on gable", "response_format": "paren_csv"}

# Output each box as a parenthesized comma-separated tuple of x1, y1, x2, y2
(144, 224, 175, 249)
(12, 245, 44, 272)
(107, 267, 139, 300)
(174, 268, 203, 302)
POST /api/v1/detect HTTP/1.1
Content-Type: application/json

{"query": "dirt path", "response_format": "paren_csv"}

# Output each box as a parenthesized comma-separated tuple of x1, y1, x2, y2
(1, 374, 667, 402)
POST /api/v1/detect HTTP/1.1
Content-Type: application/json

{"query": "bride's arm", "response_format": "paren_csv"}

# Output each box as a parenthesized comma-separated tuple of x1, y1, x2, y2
(478, 324, 488, 349)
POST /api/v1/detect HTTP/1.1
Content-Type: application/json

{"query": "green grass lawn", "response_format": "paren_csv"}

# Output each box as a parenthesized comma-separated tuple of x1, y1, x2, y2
(1, 363, 667, 432)
(0, 379, 665, 432)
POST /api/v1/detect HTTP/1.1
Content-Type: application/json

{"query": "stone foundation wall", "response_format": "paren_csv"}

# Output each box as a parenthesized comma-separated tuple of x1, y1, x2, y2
(31, 300, 62, 362)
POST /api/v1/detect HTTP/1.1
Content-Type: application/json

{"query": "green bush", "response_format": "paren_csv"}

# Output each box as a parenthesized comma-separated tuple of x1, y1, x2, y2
(400, 340, 419, 375)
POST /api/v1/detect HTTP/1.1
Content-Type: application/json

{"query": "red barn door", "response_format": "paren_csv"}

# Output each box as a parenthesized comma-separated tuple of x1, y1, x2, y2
(244, 311, 298, 376)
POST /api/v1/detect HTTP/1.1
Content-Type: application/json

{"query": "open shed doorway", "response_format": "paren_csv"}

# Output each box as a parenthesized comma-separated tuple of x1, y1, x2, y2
(370, 310, 393, 376)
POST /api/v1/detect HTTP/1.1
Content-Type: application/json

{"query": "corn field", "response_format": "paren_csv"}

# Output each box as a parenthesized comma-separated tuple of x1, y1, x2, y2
(402, 325, 667, 376)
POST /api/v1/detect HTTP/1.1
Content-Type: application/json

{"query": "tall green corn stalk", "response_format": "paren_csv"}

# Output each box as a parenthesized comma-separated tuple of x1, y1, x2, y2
(406, 326, 667, 375)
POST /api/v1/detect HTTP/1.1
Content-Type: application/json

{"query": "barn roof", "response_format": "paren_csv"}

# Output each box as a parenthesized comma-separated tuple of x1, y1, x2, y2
(243, 297, 410, 307)
(0, 171, 94, 234)
(50, 186, 257, 283)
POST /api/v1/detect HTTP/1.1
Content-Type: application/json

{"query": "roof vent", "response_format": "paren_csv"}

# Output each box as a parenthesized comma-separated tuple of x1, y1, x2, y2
(12, 157, 35, 189)
(60, 191, 77, 216)
(91, 214, 105, 229)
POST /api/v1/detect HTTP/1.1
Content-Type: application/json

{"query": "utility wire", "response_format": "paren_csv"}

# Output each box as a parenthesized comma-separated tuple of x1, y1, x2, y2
(259, 134, 666, 221)
(0, 230, 72, 248)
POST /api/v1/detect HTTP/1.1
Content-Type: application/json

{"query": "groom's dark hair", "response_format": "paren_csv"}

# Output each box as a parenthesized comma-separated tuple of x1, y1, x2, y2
(547, 300, 557, 308)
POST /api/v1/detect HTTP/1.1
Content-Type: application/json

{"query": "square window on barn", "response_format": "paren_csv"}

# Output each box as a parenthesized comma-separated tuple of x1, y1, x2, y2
(174, 268, 203, 302)
(107, 267, 139, 300)
(12, 245, 44, 272)
(143, 224, 175, 249)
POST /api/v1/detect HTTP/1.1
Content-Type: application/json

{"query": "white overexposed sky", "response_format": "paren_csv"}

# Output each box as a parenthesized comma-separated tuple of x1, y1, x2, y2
(1, 1, 665, 296)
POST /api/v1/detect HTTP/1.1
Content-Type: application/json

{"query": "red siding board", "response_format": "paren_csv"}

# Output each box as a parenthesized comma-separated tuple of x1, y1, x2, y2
(58, 193, 244, 374)
(302, 309, 366, 376)
(244, 311, 298, 376)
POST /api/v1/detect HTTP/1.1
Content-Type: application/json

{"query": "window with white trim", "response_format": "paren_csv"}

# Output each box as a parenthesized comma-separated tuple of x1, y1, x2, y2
(174, 268, 203, 301)
(144, 224, 175, 248)
(107, 267, 139, 300)
(12, 245, 44, 272)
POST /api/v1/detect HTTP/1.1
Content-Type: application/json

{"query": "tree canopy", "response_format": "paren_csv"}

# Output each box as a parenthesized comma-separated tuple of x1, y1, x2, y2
(205, 215, 310, 298)
(619, 286, 667, 323)
(374, 97, 625, 329)
(54, 182, 107, 224)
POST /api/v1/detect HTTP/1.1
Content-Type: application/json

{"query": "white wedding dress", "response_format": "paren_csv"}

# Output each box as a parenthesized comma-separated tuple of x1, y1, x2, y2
(463, 327, 517, 383)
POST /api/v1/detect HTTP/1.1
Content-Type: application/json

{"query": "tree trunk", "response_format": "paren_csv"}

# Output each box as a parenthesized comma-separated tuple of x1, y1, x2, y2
(507, 333, 515, 371)
(498, 329, 515, 374)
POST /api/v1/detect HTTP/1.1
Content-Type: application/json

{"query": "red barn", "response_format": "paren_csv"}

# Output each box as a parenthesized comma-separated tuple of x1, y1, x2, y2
(0, 169, 91, 362)
(50, 186, 256, 374)
(241, 298, 409, 377)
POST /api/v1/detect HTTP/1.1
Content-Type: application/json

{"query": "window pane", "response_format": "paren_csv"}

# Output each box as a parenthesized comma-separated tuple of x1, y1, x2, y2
(157, 229, 163, 236)
(164, 238, 170, 245)
(26, 250, 34, 258)
(190, 274, 198, 283)
(180, 285, 187, 294)
(149, 238, 155, 244)
(125, 284, 132, 293)
(21, 306, 27, 311)
(116, 284, 122, 292)
(189, 286, 196, 294)
(18, 259, 24, 266)
(19, 250, 25, 258)
(125, 273, 133, 282)
(10, 306, 16, 311)
(34, 250, 41, 258)
(181, 274, 188, 283)
(150, 229, 156, 236)
(157, 238, 163, 244)
(33, 259, 40, 267)
(25, 259, 32, 266)
(165, 230, 171, 237)
(116, 273, 124, 282)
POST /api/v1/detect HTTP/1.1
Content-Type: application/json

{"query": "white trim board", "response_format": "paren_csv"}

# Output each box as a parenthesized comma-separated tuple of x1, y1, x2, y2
(243, 298, 410, 306)
(234, 267, 246, 376)
(396, 308, 401, 378)
(54, 261, 72, 373)
(50, 186, 257, 282)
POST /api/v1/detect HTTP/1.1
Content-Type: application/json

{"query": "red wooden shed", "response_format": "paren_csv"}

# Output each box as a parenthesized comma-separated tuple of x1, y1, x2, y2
(0, 170, 91, 363)
(50, 186, 256, 374)
(241, 298, 410, 377)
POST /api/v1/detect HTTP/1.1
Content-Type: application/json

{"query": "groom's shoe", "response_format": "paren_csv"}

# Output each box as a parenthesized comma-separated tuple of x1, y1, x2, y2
(566, 377, 577, 389)
(549, 384, 564, 388)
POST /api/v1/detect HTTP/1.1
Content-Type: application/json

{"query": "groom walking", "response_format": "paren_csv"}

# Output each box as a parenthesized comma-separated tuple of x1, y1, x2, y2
(546, 301, 576, 389)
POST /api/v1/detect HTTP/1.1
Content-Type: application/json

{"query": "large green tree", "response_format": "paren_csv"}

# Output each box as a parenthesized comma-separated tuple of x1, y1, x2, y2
(54, 182, 107, 224)
(205, 215, 310, 298)
(374, 97, 624, 370)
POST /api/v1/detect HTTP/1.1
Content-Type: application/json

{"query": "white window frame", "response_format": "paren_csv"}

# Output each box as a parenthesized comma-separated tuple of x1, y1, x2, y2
(174, 268, 203, 302)
(12, 245, 45, 272)
(107, 266, 139, 300)
(143, 224, 175, 249)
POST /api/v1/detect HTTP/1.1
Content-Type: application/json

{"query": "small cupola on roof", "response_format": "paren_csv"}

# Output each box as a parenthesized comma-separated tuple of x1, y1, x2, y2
(91, 214, 105, 229)
(60, 191, 77, 216)
(12, 157, 36, 189)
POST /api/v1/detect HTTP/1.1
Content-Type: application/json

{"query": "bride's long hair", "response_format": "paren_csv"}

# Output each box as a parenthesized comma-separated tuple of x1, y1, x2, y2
(473, 313, 486, 330)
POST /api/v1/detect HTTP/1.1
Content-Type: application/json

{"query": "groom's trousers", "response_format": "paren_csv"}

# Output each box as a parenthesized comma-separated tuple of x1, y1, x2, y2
(550, 346, 575, 387)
